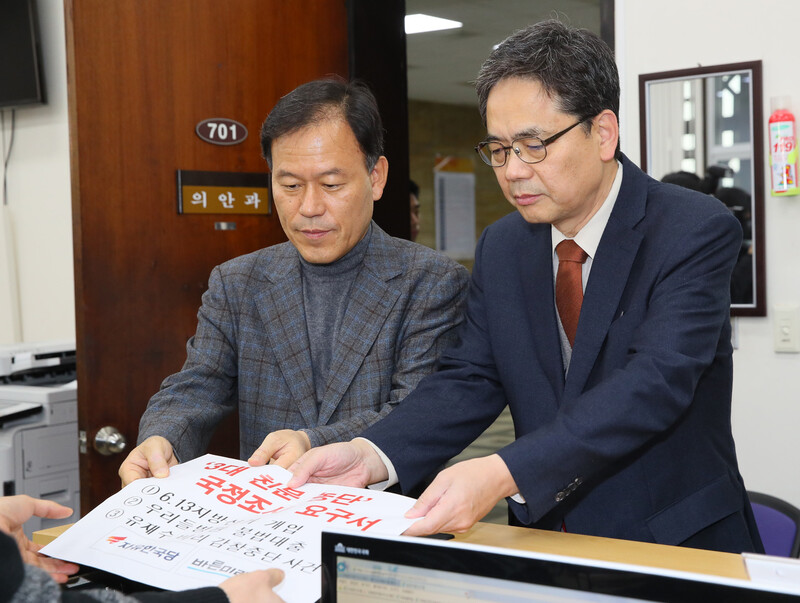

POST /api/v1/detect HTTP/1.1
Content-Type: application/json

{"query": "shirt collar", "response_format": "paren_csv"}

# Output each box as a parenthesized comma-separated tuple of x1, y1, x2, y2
(551, 160, 623, 258)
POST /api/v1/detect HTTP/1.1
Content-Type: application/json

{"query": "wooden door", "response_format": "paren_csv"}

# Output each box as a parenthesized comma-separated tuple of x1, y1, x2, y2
(67, 0, 349, 511)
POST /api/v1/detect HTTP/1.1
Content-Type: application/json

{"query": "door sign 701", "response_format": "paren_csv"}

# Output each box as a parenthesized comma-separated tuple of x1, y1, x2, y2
(195, 118, 248, 146)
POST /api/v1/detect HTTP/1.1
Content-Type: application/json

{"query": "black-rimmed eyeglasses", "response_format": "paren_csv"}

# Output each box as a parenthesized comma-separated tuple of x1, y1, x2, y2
(474, 118, 590, 167)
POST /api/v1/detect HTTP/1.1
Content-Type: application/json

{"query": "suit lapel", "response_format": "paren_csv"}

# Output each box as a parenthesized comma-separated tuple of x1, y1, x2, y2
(516, 222, 565, 401)
(565, 157, 647, 397)
(318, 226, 401, 425)
(256, 246, 319, 428)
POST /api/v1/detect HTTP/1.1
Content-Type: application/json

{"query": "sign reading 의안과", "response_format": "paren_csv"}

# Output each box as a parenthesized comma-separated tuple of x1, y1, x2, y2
(181, 185, 268, 215)
(177, 170, 271, 215)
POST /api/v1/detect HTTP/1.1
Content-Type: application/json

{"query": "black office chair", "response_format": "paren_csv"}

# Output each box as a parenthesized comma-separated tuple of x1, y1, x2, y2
(748, 491, 800, 557)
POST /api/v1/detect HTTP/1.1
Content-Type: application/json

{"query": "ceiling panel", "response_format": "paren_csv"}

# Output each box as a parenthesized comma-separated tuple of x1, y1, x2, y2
(406, 0, 602, 106)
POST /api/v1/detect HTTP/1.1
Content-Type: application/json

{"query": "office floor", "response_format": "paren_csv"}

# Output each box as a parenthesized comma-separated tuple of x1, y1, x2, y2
(444, 407, 515, 525)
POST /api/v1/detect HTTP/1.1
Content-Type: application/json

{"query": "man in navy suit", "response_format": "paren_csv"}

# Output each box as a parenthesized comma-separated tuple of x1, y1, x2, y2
(289, 21, 763, 554)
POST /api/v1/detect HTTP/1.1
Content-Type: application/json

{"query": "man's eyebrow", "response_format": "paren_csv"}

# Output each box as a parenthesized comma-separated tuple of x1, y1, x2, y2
(318, 168, 345, 177)
(484, 127, 543, 143)
(274, 167, 345, 179)
(515, 127, 544, 138)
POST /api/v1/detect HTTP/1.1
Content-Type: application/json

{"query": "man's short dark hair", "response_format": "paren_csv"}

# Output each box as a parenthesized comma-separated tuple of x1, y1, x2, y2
(260, 77, 384, 170)
(409, 179, 420, 198)
(475, 20, 621, 159)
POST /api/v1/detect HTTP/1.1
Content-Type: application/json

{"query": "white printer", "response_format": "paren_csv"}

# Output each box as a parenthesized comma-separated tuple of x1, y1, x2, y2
(0, 341, 80, 537)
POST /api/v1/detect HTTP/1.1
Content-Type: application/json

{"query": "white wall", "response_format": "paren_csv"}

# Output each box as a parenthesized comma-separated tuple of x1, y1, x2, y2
(618, 0, 800, 509)
(0, 0, 74, 345)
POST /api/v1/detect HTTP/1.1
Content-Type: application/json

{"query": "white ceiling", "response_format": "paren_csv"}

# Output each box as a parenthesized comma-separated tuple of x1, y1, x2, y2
(406, 0, 602, 107)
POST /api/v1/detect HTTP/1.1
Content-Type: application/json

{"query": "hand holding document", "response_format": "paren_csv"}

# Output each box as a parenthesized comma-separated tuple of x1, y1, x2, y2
(42, 454, 419, 602)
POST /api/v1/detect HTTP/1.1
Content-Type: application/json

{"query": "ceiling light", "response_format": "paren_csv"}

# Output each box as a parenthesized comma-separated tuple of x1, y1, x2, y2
(405, 14, 462, 34)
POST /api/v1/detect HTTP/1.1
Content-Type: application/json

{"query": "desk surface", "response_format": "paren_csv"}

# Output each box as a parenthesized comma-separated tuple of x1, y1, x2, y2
(453, 522, 749, 580)
(36, 521, 749, 581)
(33, 523, 73, 546)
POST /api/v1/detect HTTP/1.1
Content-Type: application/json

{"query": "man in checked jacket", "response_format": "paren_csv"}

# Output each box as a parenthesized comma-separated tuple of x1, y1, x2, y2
(119, 78, 468, 485)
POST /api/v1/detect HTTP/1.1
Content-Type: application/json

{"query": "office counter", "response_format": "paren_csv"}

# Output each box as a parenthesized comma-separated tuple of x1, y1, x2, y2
(36, 520, 749, 581)
(33, 523, 72, 546)
(452, 522, 748, 580)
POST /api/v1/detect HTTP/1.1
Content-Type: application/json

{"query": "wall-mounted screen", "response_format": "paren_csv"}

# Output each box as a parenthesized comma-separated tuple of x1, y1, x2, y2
(0, 0, 45, 109)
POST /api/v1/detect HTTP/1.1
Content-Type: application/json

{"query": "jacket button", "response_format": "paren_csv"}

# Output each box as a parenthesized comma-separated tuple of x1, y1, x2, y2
(555, 492, 565, 502)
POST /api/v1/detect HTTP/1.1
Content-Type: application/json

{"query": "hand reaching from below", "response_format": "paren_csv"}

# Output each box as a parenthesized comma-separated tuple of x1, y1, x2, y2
(0, 495, 80, 583)
(219, 567, 286, 602)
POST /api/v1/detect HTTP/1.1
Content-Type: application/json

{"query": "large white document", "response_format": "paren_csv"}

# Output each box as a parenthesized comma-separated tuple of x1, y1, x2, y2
(42, 454, 418, 602)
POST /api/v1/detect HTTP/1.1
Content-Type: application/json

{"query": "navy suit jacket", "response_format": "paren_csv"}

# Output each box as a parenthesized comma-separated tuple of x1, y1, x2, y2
(363, 157, 762, 553)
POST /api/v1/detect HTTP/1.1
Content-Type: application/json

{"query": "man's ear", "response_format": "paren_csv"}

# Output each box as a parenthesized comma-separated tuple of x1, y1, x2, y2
(370, 156, 389, 201)
(594, 109, 619, 162)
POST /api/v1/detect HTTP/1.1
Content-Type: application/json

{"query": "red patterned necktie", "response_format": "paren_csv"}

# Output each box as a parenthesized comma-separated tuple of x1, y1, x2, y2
(555, 240, 588, 347)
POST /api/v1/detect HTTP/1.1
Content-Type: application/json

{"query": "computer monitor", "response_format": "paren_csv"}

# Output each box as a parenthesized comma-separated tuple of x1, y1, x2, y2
(320, 531, 800, 602)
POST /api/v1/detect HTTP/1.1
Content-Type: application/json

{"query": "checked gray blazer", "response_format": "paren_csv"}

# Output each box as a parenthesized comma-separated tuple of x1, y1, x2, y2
(137, 223, 469, 462)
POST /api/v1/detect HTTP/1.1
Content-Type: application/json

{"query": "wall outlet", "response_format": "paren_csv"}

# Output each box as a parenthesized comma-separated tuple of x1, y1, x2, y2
(773, 305, 800, 353)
